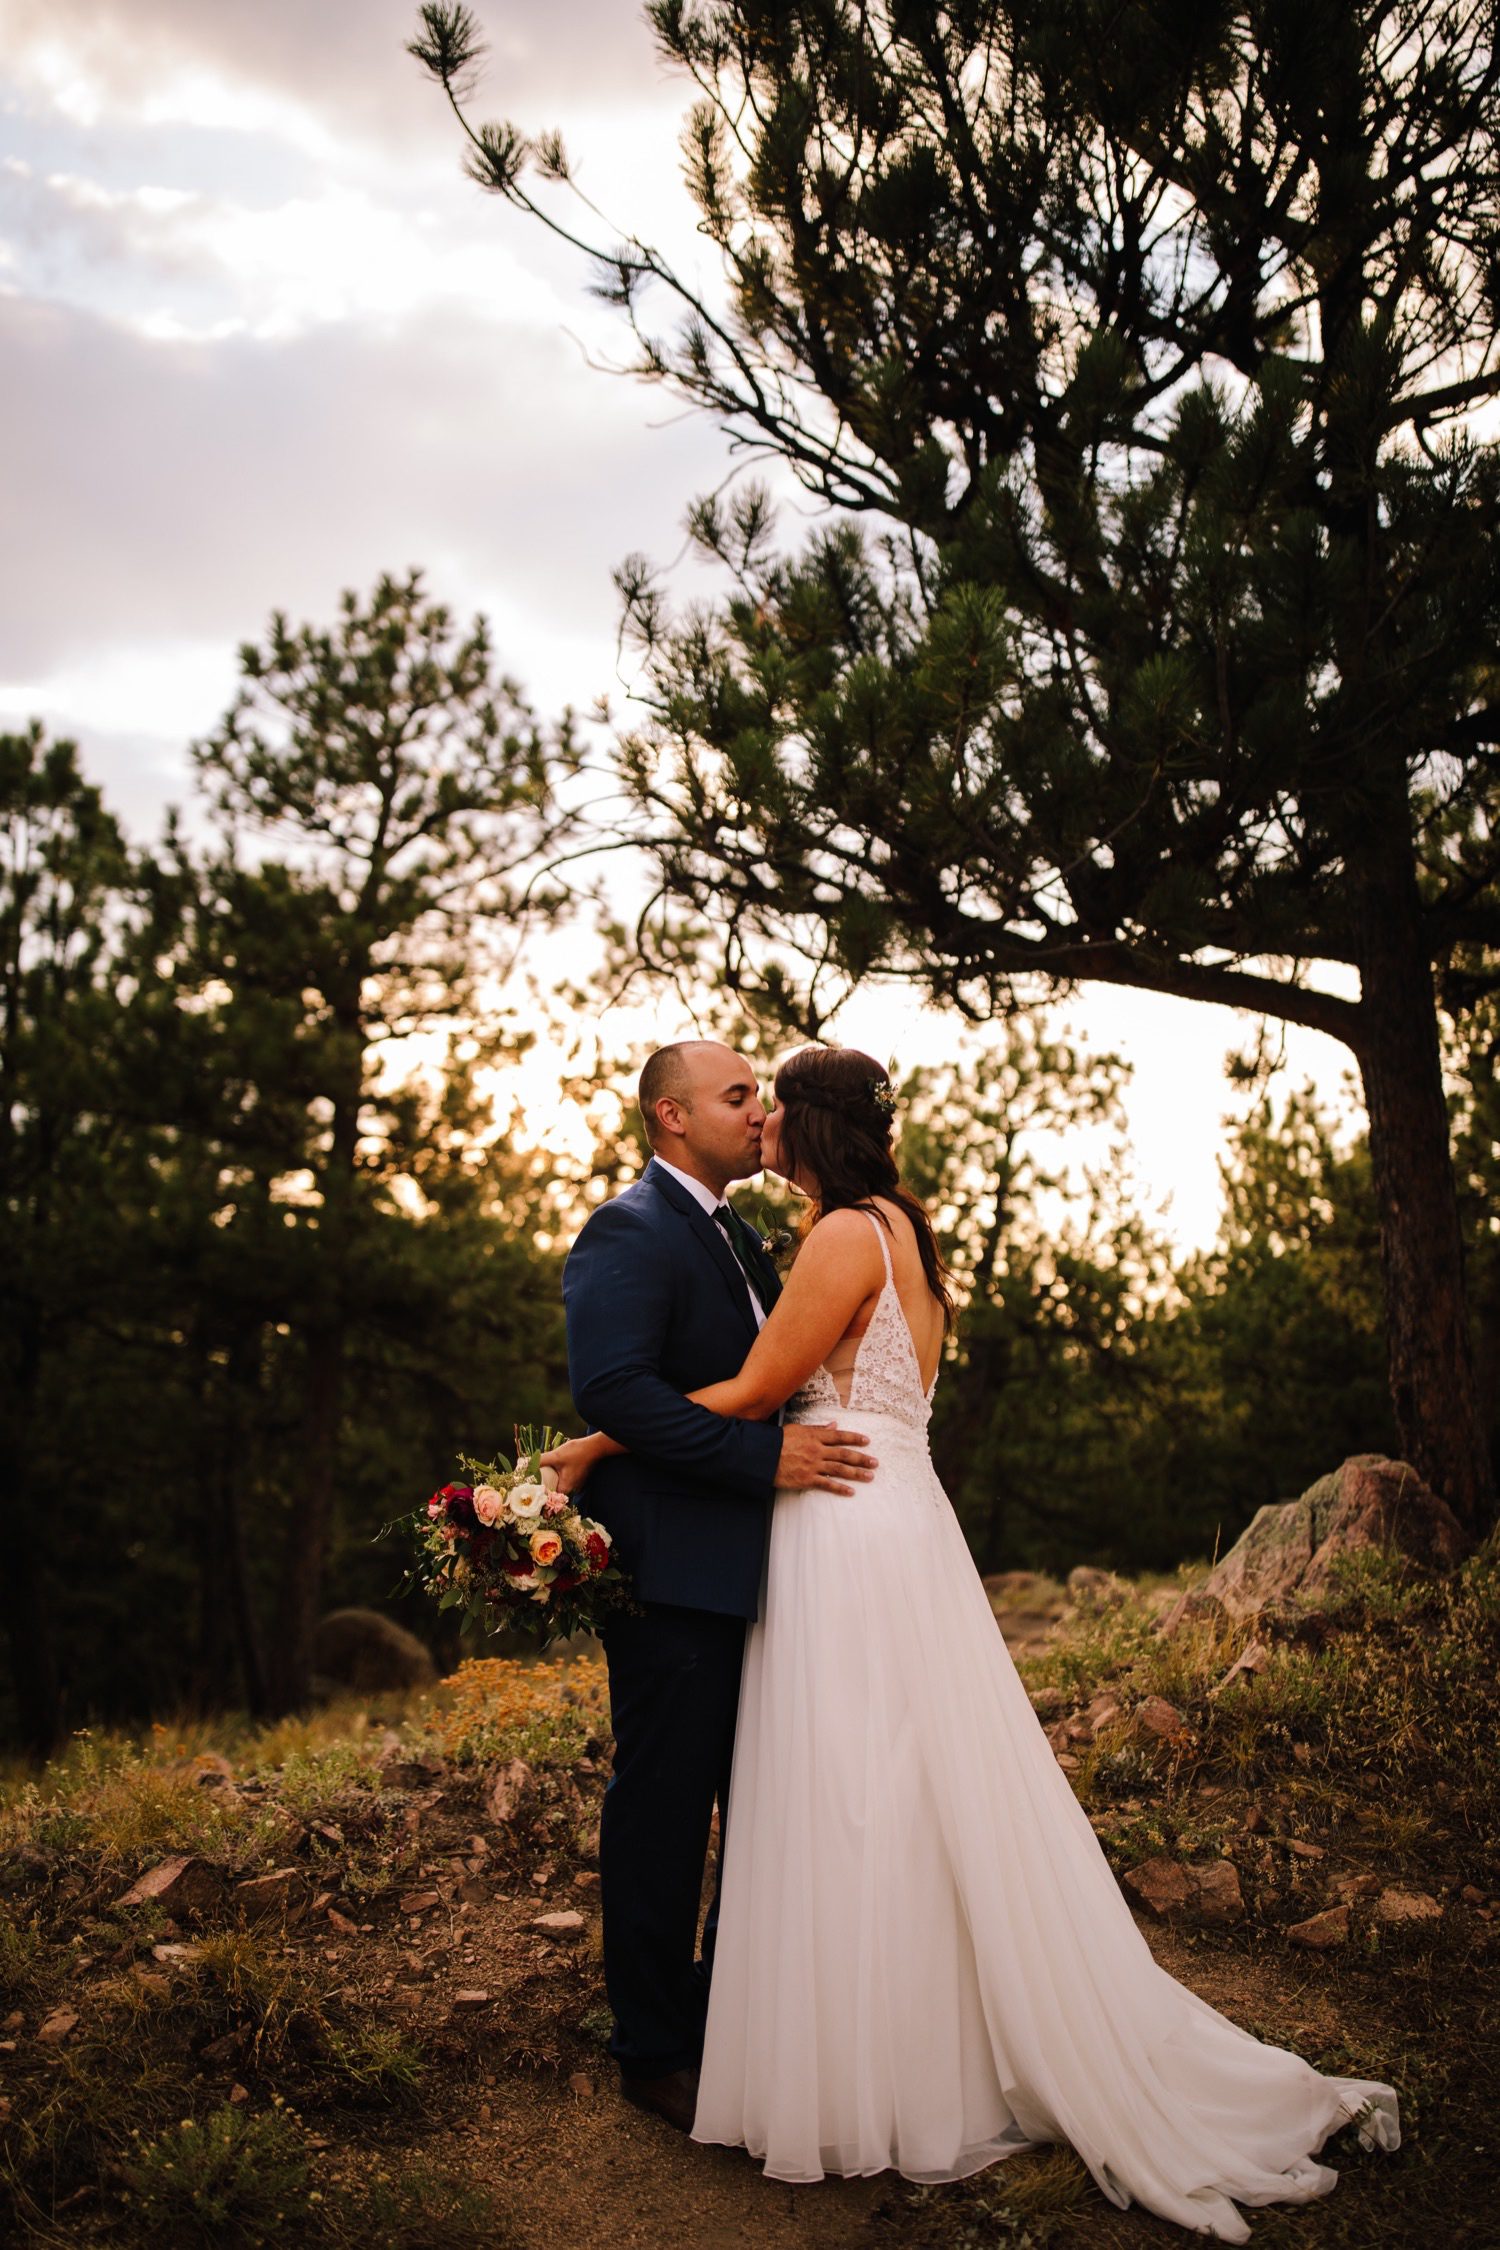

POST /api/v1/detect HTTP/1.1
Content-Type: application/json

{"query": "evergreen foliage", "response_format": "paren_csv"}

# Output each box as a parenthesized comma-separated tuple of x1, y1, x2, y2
(0, 581, 582, 1757)
(415, 0, 1500, 1531)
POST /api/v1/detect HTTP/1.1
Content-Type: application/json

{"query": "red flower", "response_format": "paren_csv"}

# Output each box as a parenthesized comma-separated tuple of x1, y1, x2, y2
(584, 1532, 610, 1572)
(443, 1485, 478, 1531)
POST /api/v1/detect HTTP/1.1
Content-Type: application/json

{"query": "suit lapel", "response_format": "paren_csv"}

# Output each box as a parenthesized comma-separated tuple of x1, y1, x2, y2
(644, 1160, 763, 1342)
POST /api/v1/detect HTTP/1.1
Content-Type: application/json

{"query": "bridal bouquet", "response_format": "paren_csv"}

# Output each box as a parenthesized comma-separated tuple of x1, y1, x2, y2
(392, 1427, 634, 1649)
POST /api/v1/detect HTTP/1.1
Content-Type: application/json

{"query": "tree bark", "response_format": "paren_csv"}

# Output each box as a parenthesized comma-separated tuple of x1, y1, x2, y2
(269, 1009, 363, 1713)
(195, 1320, 271, 1717)
(270, 1319, 345, 1712)
(1354, 820, 1496, 1536)
(224, 1326, 272, 1720)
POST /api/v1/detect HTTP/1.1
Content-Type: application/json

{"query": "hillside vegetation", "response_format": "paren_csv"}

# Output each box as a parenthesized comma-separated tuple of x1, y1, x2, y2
(2, 1548, 1497, 2249)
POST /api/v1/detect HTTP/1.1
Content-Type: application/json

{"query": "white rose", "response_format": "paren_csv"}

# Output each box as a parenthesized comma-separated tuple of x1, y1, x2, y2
(509, 1481, 548, 1521)
(472, 1485, 506, 1527)
(540, 1465, 560, 1493)
(507, 1570, 539, 1592)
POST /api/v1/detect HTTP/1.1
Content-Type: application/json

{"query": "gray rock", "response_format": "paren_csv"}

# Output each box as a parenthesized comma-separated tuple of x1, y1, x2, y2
(1194, 1861, 1245, 1924)
(312, 1607, 439, 1696)
(1197, 1457, 1470, 1622)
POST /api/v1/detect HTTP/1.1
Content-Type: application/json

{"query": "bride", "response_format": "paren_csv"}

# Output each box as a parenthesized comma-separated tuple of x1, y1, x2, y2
(550, 1043, 1398, 2242)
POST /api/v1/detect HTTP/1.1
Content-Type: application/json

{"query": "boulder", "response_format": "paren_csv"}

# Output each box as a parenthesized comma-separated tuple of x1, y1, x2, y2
(175, 1752, 235, 1790)
(1122, 1856, 1243, 1924)
(312, 1608, 438, 1697)
(531, 1910, 585, 1938)
(1193, 1862, 1246, 1925)
(1288, 1905, 1350, 1949)
(981, 1570, 1053, 1607)
(1067, 1565, 1126, 1606)
(376, 1739, 447, 1792)
(1373, 1887, 1443, 1927)
(1196, 1457, 1469, 1622)
(116, 1855, 225, 1921)
(1122, 1858, 1197, 1920)
(485, 1758, 536, 1827)
(1128, 1697, 1190, 1750)
(233, 1868, 307, 1923)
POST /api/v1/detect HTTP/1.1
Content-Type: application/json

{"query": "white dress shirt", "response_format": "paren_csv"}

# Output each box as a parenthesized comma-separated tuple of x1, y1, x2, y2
(653, 1156, 767, 1330)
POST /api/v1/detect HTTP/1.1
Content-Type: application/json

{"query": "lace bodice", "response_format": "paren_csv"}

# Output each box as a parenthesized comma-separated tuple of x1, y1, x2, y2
(786, 1210, 936, 1433)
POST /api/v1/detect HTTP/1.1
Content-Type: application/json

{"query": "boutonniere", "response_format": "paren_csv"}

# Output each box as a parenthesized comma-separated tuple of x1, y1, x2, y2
(755, 1211, 798, 1269)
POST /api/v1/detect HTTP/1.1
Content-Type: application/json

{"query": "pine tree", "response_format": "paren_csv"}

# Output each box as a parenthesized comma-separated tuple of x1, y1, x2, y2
(415, 0, 1500, 1529)
(190, 571, 568, 1708)
(0, 728, 133, 1754)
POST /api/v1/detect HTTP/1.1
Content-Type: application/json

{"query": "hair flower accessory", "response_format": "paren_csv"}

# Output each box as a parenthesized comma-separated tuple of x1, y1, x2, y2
(870, 1077, 897, 1120)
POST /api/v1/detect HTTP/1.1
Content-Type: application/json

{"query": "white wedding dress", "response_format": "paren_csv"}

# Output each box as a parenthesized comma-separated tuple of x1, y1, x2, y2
(692, 1213, 1399, 2241)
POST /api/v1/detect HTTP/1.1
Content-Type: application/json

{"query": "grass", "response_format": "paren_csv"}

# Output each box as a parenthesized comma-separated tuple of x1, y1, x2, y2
(0, 1652, 606, 2247)
(3, 1567, 1497, 2250)
(879, 1539, 1500, 2250)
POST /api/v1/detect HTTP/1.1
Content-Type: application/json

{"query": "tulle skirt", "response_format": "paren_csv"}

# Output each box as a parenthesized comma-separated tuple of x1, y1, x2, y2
(692, 1412, 1398, 2242)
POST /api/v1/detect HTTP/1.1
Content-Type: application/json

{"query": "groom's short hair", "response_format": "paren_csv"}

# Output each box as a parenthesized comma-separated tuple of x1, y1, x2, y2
(639, 1044, 695, 1146)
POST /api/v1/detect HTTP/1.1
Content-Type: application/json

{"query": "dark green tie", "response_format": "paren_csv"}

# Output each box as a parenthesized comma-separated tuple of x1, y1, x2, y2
(714, 1205, 766, 1308)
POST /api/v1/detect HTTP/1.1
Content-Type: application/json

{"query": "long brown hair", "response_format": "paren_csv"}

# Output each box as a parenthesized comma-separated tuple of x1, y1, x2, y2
(773, 1045, 954, 1330)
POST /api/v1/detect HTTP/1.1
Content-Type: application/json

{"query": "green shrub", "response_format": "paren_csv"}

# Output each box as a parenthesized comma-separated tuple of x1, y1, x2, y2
(120, 2099, 307, 2244)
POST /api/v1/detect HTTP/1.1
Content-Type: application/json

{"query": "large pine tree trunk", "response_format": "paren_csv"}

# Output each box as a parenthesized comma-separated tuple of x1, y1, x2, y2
(1354, 821, 1495, 1536)
(269, 1022, 362, 1713)
(224, 1326, 271, 1718)
(194, 1321, 271, 1717)
(270, 1320, 345, 1712)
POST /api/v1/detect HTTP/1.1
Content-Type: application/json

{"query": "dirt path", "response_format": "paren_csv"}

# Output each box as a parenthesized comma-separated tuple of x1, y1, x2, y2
(422, 2088, 891, 2250)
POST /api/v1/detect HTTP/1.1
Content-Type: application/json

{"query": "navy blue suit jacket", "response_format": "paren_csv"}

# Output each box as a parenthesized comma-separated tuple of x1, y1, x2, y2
(563, 1158, 784, 1619)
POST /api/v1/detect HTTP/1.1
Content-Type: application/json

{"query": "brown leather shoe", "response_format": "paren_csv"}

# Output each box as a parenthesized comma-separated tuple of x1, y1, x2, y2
(620, 2065, 700, 2134)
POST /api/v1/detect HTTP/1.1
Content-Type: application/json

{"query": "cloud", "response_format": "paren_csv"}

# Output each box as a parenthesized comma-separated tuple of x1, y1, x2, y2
(5, 0, 693, 162)
(0, 286, 729, 705)
(3, 160, 570, 341)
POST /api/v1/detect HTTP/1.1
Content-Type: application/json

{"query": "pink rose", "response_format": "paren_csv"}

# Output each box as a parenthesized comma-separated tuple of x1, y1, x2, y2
(472, 1485, 506, 1527)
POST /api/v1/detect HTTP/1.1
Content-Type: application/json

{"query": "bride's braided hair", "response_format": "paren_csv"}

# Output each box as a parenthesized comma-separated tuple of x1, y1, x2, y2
(774, 1045, 954, 1330)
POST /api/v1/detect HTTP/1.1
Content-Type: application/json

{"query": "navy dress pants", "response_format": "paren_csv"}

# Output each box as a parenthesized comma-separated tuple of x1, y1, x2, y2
(598, 1600, 747, 2079)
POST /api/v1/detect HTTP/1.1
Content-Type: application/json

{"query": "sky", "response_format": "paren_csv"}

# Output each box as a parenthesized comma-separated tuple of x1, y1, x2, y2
(0, 0, 1365, 1246)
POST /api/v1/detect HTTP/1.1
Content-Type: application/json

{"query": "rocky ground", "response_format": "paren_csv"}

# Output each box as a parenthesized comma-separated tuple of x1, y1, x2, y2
(3, 1533, 1498, 2248)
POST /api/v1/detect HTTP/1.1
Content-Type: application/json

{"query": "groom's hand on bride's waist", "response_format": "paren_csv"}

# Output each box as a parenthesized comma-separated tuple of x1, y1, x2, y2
(775, 1424, 877, 1495)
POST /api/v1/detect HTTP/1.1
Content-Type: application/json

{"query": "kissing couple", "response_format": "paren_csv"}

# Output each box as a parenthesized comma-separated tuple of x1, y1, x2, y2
(539, 1040, 1397, 2241)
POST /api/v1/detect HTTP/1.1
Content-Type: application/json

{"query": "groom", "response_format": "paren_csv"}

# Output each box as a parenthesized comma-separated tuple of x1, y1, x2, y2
(561, 1040, 873, 2132)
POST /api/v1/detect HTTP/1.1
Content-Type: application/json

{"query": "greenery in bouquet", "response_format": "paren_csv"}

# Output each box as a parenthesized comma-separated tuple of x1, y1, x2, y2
(390, 1425, 635, 1649)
